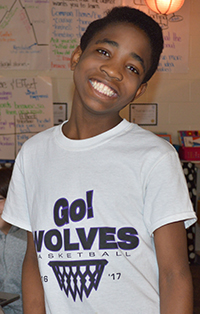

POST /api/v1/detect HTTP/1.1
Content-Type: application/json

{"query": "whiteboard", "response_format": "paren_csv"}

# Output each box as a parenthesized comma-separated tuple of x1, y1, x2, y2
(0, 77, 53, 160)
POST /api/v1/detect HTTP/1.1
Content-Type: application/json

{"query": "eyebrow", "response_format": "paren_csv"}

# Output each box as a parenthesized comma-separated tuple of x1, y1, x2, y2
(95, 38, 119, 47)
(95, 38, 146, 72)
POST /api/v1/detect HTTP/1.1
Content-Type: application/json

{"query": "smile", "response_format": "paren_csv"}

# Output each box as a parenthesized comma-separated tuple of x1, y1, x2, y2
(89, 80, 117, 97)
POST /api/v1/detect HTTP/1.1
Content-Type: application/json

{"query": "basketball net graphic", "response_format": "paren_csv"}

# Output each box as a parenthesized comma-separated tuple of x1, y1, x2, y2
(49, 259, 108, 301)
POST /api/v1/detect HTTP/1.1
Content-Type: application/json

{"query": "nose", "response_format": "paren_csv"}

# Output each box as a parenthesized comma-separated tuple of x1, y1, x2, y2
(100, 63, 123, 81)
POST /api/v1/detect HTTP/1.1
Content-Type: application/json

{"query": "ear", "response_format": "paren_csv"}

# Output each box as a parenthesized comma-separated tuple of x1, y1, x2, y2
(133, 83, 147, 100)
(70, 45, 82, 70)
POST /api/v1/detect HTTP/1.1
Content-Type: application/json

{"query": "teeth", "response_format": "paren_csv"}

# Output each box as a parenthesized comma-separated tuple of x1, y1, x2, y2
(90, 80, 115, 97)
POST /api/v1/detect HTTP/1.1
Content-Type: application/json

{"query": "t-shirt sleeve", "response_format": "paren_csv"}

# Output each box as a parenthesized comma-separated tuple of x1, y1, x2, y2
(143, 150, 197, 236)
(2, 152, 32, 232)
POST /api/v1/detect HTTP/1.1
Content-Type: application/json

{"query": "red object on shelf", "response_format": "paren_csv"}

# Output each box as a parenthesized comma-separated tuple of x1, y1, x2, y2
(179, 147, 200, 161)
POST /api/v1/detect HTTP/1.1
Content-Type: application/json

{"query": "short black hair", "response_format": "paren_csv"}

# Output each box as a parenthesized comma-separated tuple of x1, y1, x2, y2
(80, 6, 163, 83)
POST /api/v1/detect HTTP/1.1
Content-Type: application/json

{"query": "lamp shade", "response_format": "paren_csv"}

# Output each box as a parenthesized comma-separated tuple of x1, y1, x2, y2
(145, 0, 185, 15)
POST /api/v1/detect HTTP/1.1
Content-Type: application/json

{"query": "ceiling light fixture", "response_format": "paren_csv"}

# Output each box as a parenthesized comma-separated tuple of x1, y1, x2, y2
(144, 0, 185, 15)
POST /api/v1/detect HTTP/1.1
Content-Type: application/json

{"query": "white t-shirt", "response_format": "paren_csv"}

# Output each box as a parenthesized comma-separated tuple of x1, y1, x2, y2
(3, 119, 196, 314)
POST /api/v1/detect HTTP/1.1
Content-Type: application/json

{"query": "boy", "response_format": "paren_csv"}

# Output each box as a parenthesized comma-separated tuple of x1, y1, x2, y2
(2, 6, 197, 314)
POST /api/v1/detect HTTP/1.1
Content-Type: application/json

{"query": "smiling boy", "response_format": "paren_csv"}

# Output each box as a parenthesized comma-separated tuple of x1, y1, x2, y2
(2, 6, 196, 314)
(64, 23, 149, 139)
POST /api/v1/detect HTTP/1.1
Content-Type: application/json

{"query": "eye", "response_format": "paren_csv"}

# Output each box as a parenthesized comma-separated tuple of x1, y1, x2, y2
(127, 65, 139, 75)
(96, 49, 110, 57)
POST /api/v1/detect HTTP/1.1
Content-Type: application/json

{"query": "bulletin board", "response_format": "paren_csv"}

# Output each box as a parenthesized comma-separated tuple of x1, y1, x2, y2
(0, 77, 53, 161)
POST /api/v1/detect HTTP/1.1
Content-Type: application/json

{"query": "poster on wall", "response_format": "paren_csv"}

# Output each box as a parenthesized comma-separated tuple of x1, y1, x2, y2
(49, 0, 122, 70)
(0, 76, 53, 161)
(0, 0, 122, 71)
(122, 0, 190, 73)
(0, 0, 50, 70)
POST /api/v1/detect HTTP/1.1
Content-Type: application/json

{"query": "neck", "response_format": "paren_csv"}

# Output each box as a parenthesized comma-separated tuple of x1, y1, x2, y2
(63, 103, 123, 140)
(63, 114, 122, 140)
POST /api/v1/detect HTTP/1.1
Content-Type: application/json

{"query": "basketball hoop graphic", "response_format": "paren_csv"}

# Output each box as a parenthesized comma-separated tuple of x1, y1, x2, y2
(49, 259, 108, 301)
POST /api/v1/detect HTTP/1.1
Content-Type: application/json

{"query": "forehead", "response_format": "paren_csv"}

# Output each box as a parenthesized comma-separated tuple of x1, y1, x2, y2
(87, 22, 151, 52)
(89, 22, 149, 41)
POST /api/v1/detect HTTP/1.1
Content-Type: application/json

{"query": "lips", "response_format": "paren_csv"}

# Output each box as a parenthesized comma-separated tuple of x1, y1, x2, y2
(89, 79, 117, 97)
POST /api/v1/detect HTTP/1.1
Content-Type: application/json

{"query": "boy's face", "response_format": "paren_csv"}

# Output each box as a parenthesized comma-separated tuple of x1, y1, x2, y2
(71, 23, 152, 116)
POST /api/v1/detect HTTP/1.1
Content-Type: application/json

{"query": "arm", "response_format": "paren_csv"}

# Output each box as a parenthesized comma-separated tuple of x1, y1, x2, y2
(154, 221, 193, 314)
(0, 306, 5, 314)
(22, 231, 46, 314)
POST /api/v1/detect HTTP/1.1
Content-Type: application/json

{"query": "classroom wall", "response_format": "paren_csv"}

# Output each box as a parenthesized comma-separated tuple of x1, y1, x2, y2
(0, 0, 199, 145)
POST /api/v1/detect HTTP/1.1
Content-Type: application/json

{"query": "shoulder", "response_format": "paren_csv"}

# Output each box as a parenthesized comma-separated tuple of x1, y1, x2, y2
(18, 124, 62, 158)
(23, 124, 59, 147)
(13, 124, 61, 170)
(122, 120, 176, 159)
